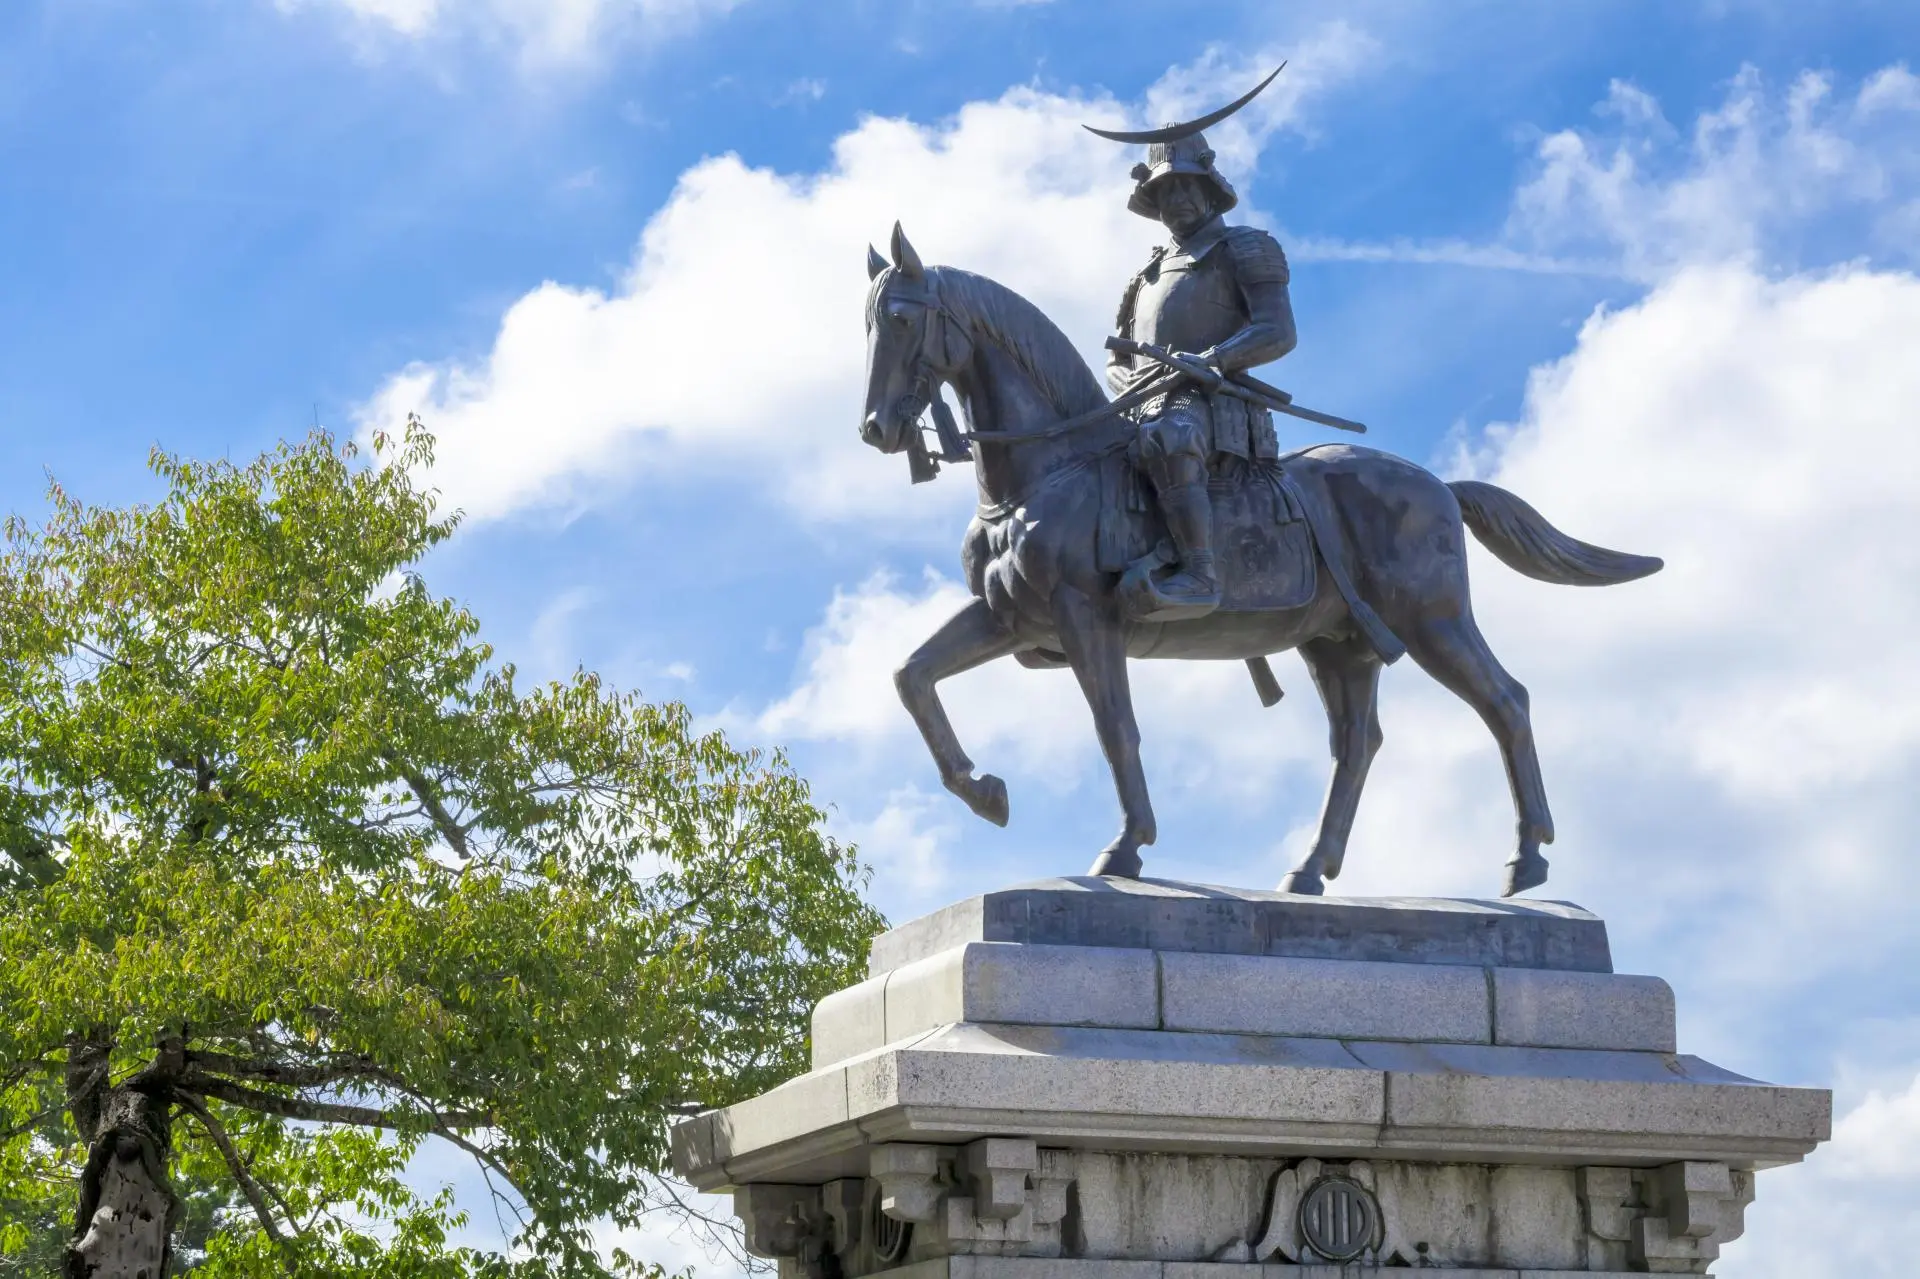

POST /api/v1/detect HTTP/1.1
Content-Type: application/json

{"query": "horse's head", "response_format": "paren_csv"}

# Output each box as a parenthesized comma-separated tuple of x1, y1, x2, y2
(860, 223, 972, 456)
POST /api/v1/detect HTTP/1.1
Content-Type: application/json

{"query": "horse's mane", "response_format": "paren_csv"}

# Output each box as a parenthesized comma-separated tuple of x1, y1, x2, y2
(930, 267, 1108, 418)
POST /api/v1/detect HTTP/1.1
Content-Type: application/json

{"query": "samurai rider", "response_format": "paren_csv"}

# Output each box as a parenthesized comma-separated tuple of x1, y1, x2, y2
(1092, 67, 1297, 622)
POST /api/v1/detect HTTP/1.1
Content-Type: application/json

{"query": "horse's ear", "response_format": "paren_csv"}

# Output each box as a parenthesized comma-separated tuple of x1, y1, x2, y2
(890, 222, 925, 280)
(867, 243, 888, 280)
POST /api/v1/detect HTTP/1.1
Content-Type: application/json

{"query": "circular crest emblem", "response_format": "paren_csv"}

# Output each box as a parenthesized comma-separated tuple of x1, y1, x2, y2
(1297, 1175, 1379, 1262)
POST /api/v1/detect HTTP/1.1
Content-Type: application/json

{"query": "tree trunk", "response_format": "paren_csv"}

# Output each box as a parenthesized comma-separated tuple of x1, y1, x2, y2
(63, 1040, 177, 1279)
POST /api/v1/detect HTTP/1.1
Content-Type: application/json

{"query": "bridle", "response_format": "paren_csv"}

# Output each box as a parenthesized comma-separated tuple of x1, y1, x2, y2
(880, 275, 971, 478)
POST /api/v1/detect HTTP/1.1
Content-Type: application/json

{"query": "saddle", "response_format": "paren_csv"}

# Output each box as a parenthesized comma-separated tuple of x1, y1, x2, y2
(1013, 458, 1333, 696)
(1101, 459, 1317, 614)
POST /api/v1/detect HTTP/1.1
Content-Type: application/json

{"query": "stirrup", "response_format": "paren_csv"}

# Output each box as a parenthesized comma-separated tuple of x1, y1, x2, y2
(1122, 568, 1221, 623)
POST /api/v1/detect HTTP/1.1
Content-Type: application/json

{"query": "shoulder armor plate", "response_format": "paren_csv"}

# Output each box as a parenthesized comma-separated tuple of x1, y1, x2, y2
(1223, 225, 1289, 286)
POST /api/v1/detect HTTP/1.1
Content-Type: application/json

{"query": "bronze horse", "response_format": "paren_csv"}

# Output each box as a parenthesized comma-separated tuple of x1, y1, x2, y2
(859, 226, 1660, 896)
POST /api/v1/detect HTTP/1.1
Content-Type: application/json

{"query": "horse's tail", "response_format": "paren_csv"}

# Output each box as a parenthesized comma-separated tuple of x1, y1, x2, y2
(1449, 480, 1663, 586)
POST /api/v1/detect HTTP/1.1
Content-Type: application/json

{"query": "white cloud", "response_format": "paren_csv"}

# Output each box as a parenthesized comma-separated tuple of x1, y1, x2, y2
(751, 568, 1322, 813)
(592, 1181, 755, 1279)
(1338, 263, 1920, 927)
(1136, 24, 1383, 177)
(527, 585, 595, 677)
(1280, 64, 1920, 280)
(756, 571, 982, 748)
(275, 0, 744, 61)
(1855, 64, 1920, 117)
(779, 77, 828, 105)
(832, 786, 962, 901)
(1507, 67, 1920, 280)
(1729, 1073, 1920, 1277)
(354, 28, 1377, 526)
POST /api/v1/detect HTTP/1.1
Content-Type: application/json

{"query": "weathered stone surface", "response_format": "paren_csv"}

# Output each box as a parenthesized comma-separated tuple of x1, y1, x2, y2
(690, 887, 1823, 1277)
(1072, 1153, 1276, 1262)
(856, 1023, 1387, 1137)
(1493, 967, 1676, 1052)
(710, 1066, 852, 1172)
(1364, 1042, 1828, 1165)
(1160, 953, 1490, 1042)
(879, 944, 1160, 1053)
(820, 947, 1683, 1069)
(816, 945, 1161, 1070)
(868, 879, 1611, 977)
(876, 1259, 1654, 1279)
(684, 1019, 1829, 1191)
(813, 972, 891, 1067)
(746, 1148, 1750, 1276)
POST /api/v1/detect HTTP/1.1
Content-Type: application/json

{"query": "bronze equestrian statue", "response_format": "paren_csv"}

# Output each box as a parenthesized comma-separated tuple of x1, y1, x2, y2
(857, 70, 1661, 897)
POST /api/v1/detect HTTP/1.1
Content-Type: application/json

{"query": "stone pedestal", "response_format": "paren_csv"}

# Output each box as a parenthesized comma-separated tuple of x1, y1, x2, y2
(670, 879, 1829, 1277)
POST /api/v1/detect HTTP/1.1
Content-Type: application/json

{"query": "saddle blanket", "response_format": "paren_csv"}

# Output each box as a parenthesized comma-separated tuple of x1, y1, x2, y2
(1211, 464, 1317, 612)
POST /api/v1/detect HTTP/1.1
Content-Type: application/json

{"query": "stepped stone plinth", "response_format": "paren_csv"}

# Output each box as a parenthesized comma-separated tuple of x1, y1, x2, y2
(670, 878, 1828, 1277)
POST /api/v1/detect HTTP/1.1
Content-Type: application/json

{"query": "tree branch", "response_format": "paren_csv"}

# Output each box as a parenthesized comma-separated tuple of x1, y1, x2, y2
(181, 1073, 490, 1132)
(176, 1091, 291, 1245)
(0, 1100, 65, 1144)
(429, 1120, 516, 1190)
(185, 1049, 387, 1090)
(384, 753, 472, 858)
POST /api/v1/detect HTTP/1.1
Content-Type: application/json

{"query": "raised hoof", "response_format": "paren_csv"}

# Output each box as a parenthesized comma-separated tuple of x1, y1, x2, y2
(1087, 845, 1144, 879)
(1502, 849, 1551, 897)
(1278, 870, 1325, 896)
(951, 773, 1009, 827)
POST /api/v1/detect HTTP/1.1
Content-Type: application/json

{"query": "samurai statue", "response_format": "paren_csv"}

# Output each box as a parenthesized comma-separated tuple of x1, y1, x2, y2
(1092, 66, 1298, 622)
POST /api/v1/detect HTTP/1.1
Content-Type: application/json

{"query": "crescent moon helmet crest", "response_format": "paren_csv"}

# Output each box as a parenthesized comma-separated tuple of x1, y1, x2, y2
(1081, 62, 1286, 145)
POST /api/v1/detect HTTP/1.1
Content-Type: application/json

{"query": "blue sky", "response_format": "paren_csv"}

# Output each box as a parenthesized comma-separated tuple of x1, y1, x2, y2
(4, 1, 1920, 1273)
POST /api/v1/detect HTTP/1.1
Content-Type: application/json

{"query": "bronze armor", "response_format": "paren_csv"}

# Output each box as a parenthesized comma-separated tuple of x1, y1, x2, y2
(1116, 223, 1290, 464)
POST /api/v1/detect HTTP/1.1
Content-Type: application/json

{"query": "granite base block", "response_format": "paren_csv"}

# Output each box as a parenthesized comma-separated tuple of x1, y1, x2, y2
(682, 882, 1825, 1279)
(814, 943, 1676, 1070)
(860, 1252, 1666, 1275)
(860, 1263, 1663, 1279)
(868, 879, 1612, 975)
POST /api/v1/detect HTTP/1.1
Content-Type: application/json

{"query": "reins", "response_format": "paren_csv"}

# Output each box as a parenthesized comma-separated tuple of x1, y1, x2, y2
(893, 270, 1146, 496)
(906, 289, 1169, 451)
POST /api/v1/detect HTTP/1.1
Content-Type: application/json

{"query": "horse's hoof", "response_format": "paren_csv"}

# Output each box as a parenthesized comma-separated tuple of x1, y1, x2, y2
(1087, 844, 1144, 879)
(964, 774, 1009, 827)
(1502, 849, 1550, 897)
(1279, 870, 1325, 896)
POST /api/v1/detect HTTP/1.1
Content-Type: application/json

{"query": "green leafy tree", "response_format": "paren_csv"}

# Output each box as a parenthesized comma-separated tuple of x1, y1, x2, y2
(0, 427, 883, 1275)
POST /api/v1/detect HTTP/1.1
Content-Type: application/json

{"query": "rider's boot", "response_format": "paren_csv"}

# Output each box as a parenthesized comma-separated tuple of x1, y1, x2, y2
(1141, 480, 1221, 622)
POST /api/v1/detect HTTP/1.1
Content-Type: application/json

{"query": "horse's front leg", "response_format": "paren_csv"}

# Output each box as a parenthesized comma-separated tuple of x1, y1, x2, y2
(896, 596, 1026, 826)
(1051, 584, 1155, 878)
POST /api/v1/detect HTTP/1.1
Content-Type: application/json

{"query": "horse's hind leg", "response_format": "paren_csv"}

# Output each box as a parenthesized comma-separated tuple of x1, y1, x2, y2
(896, 596, 1026, 826)
(1052, 584, 1155, 878)
(1279, 636, 1382, 896)
(1402, 611, 1555, 896)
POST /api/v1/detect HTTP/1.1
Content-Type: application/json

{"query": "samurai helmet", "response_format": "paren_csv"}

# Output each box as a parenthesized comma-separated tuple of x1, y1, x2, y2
(1084, 63, 1285, 222)
(1125, 133, 1237, 219)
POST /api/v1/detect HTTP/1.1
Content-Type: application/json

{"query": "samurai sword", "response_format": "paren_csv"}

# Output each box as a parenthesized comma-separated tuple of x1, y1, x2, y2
(1105, 337, 1367, 435)
(955, 369, 1185, 445)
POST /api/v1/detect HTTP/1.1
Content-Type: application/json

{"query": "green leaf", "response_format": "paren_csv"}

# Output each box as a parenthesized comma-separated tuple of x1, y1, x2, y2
(0, 426, 885, 1274)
